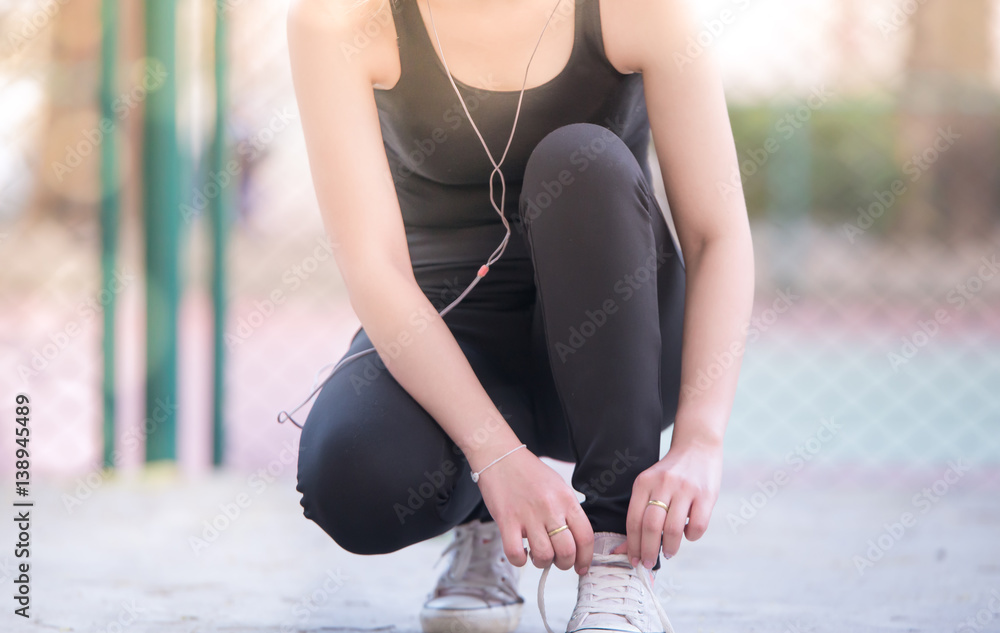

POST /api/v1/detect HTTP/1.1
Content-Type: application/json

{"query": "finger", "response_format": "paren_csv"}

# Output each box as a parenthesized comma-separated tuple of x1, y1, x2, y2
(660, 495, 692, 559)
(526, 524, 555, 569)
(684, 496, 712, 542)
(640, 498, 668, 569)
(500, 521, 527, 567)
(567, 507, 593, 574)
(548, 522, 577, 571)
(623, 482, 648, 568)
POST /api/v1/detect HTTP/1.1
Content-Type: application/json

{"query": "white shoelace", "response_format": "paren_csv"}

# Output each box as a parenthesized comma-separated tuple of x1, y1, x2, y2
(430, 522, 521, 605)
(537, 554, 676, 633)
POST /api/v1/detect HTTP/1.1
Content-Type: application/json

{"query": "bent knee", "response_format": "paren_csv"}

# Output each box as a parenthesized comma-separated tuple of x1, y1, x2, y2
(296, 436, 388, 552)
(296, 455, 403, 555)
(296, 426, 461, 555)
(524, 123, 636, 186)
(520, 123, 645, 227)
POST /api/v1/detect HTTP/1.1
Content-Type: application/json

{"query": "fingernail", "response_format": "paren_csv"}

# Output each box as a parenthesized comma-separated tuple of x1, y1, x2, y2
(630, 557, 640, 568)
(643, 559, 654, 569)
(579, 567, 588, 575)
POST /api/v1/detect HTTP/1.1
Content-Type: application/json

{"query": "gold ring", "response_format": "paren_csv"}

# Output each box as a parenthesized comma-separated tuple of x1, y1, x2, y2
(647, 499, 670, 512)
(547, 525, 570, 537)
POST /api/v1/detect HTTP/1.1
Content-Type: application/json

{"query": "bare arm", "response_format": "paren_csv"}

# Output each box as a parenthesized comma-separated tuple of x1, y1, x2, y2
(286, 0, 592, 573)
(606, 0, 755, 566)
(643, 3, 755, 449)
(287, 0, 522, 469)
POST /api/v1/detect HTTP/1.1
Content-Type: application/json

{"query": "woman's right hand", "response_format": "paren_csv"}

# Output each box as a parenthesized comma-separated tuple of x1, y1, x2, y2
(473, 446, 594, 575)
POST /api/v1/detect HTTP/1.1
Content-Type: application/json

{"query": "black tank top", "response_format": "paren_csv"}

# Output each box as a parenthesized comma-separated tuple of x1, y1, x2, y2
(374, 0, 651, 311)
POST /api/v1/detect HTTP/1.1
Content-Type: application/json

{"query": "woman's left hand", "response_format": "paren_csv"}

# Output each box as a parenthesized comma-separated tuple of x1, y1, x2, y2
(612, 436, 724, 569)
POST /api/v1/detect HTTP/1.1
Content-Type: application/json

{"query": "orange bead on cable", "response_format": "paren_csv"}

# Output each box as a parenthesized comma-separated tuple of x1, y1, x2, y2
(478, 265, 489, 277)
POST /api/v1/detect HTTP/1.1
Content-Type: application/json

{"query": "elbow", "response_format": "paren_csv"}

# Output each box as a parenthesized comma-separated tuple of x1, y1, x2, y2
(337, 253, 418, 313)
(684, 221, 754, 269)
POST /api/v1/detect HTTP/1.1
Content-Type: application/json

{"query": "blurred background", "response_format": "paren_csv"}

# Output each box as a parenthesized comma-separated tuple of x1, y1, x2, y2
(0, 0, 998, 631)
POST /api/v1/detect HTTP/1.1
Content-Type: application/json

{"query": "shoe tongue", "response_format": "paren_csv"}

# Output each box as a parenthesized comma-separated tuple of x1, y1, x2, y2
(593, 532, 627, 556)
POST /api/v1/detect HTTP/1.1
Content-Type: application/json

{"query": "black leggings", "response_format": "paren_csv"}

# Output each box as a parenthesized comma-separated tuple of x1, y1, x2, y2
(295, 123, 686, 557)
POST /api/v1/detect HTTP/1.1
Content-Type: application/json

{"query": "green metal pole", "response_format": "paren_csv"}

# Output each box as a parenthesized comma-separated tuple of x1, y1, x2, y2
(143, 0, 181, 463)
(209, 7, 230, 467)
(100, 0, 119, 469)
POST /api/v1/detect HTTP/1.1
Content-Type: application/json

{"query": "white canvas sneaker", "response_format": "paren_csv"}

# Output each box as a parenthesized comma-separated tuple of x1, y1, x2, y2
(420, 519, 525, 633)
(538, 532, 676, 633)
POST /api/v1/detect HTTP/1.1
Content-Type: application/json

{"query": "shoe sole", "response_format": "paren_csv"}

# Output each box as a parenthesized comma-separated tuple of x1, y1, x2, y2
(419, 603, 523, 633)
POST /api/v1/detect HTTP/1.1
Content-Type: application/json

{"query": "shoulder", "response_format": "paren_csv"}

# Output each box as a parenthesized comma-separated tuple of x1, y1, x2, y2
(287, 0, 397, 85)
(600, 0, 704, 74)
(287, 0, 360, 35)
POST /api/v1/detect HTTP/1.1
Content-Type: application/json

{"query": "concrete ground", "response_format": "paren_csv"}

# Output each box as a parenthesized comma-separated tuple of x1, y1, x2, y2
(2, 459, 999, 633)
